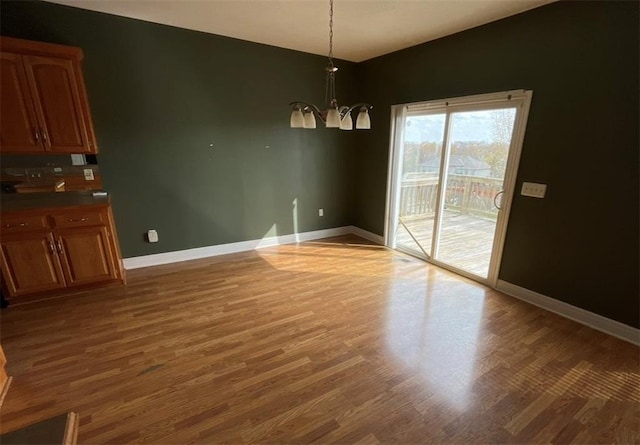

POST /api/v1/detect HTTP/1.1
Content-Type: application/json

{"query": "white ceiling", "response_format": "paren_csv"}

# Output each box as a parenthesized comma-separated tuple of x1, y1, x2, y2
(45, 0, 555, 62)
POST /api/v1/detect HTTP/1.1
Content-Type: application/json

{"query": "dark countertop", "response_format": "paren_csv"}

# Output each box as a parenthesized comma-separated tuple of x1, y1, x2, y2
(0, 191, 110, 213)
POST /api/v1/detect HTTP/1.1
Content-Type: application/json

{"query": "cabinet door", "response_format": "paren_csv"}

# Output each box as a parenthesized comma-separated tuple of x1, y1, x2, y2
(0, 232, 66, 297)
(0, 52, 42, 153)
(22, 55, 92, 153)
(56, 227, 117, 287)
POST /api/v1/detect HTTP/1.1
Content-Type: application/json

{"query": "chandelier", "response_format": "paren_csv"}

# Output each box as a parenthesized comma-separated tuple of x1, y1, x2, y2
(289, 0, 372, 130)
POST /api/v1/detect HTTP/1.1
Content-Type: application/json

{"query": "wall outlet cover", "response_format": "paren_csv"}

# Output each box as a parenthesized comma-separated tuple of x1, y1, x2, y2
(83, 168, 95, 181)
(147, 230, 159, 243)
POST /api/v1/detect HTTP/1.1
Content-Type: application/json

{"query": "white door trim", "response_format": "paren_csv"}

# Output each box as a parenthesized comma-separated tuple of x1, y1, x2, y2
(384, 105, 407, 248)
(385, 89, 533, 287)
(487, 90, 533, 285)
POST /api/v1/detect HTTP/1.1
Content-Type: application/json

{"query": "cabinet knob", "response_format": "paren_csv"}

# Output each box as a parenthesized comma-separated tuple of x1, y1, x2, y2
(48, 241, 56, 255)
(56, 240, 64, 254)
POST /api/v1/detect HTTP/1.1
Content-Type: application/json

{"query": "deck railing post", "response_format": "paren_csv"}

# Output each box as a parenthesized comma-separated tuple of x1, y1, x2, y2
(460, 175, 472, 215)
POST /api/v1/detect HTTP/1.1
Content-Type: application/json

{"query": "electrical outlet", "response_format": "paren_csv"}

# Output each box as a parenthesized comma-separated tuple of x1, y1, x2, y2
(318, 208, 324, 217)
(147, 230, 159, 243)
(26, 169, 42, 180)
(83, 168, 95, 181)
(521, 182, 547, 198)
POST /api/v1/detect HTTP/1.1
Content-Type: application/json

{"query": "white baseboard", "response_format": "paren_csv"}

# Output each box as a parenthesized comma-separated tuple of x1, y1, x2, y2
(123, 225, 382, 270)
(349, 226, 385, 245)
(496, 280, 640, 346)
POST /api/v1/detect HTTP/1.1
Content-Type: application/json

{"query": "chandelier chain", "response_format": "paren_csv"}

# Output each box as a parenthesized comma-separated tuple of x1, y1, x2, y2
(328, 0, 334, 65)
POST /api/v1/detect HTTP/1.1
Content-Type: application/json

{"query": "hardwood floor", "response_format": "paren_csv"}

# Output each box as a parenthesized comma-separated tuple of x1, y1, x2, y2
(1, 235, 638, 444)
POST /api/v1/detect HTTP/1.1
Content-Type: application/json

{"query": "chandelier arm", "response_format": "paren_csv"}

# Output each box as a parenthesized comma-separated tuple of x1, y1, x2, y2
(340, 103, 374, 117)
(289, 102, 326, 122)
(289, 101, 321, 113)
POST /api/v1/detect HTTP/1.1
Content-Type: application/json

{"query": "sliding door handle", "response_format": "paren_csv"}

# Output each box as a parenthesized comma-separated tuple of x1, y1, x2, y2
(493, 190, 504, 210)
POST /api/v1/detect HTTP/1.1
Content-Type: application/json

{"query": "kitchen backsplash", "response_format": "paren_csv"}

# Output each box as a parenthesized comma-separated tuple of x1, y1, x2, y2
(1, 164, 100, 181)
(0, 164, 102, 194)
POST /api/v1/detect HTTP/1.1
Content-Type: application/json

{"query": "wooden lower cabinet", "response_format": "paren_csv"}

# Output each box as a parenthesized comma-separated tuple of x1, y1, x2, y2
(0, 204, 124, 302)
(0, 344, 10, 410)
(0, 231, 66, 296)
(56, 226, 117, 286)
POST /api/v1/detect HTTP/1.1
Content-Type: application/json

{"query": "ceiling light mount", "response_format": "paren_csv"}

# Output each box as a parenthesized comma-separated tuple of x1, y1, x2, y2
(290, 0, 372, 130)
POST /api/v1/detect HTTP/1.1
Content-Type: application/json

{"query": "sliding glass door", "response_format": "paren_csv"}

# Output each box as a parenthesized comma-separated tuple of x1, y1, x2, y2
(386, 91, 532, 284)
(394, 112, 446, 258)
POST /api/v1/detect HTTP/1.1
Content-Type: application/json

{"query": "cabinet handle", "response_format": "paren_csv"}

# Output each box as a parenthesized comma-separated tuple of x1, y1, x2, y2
(4, 222, 28, 228)
(33, 128, 40, 142)
(48, 241, 56, 255)
(40, 129, 48, 142)
(68, 217, 88, 223)
(57, 240, 64, 254)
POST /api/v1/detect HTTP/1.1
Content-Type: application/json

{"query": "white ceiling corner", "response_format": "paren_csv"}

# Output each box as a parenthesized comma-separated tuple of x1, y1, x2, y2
(44, 0, 556, 62)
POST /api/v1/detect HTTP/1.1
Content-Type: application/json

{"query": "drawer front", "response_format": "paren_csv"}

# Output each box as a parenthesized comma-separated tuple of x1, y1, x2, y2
(51, 210, 104, 228)
(1, 215, 48, 234)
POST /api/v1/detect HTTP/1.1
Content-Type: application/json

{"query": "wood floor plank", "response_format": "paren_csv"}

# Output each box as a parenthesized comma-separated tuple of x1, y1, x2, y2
(0, 235, 638, 444)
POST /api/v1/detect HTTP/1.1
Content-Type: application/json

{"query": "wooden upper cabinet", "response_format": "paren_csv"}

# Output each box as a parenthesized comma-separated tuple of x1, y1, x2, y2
(0, 52, 41, 152)
(23, 55, 92, 153)
(0, 37, 98, 154)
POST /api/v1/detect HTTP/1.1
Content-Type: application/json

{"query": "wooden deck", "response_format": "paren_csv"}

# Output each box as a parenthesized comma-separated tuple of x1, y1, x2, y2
(396, 210, 497, 277)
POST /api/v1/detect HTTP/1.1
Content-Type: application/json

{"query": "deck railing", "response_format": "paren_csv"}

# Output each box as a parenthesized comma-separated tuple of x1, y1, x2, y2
(399, 174, 503, 220)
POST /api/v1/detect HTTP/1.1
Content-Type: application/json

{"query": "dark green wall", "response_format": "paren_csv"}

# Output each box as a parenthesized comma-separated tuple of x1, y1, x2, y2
(2, 1, 638, 328)
(0, 0, 360, 257)
(356, 0, 639, 327)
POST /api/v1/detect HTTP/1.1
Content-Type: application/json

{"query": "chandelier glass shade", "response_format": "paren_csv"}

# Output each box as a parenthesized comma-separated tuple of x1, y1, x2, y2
(289, 0, 372, 130)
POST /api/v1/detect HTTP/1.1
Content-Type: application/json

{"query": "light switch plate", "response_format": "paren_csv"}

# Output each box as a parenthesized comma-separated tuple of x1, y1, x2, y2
(83, 168, 95, 181)
(521, 182, 547, 198)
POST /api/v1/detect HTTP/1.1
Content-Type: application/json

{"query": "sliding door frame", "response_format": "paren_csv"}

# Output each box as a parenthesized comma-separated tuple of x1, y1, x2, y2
(384, 89, 533, 287)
